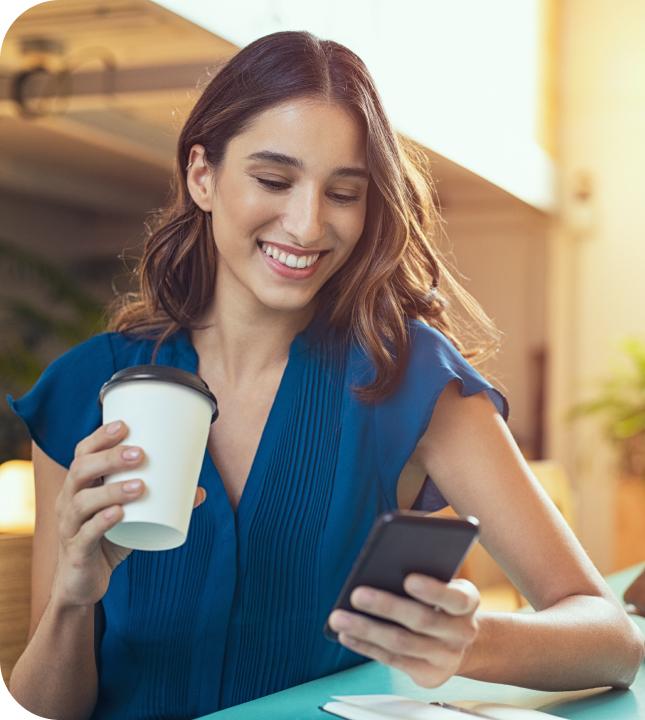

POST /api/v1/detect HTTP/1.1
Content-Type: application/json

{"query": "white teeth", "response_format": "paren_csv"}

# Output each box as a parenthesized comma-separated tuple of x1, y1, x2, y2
(260, 241, 322, 269)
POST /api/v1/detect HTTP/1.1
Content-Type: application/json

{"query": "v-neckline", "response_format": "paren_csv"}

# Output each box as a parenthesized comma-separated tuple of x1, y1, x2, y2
(175, 319, 317, 521)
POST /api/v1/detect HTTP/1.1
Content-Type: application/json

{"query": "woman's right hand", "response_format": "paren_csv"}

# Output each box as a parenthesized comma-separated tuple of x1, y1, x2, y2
(51, 420, 207, 609)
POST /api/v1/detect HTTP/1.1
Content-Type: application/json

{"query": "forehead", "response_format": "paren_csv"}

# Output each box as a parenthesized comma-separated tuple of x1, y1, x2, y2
(228, 98, 367, 168)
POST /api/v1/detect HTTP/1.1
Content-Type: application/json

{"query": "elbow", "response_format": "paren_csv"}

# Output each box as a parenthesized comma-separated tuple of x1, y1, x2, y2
(8, 668, 94, 720)
(8, 668, 23, 707)
(610, 618, 644, 689)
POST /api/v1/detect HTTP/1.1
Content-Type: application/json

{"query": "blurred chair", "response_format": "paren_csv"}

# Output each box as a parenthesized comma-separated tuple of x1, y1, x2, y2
(0, 533, 33, 686)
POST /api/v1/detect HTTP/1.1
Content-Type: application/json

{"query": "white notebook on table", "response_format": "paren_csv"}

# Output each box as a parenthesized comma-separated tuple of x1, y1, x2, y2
(319, 694, 561, 720)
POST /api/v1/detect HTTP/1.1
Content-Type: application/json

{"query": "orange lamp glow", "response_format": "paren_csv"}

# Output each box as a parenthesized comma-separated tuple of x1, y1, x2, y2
(0, 460, 35, 534)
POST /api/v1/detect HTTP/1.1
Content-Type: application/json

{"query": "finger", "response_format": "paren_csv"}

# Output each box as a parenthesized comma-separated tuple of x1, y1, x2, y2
(60, 479, 146, 539)
(65, 444, 145, 501)
(348, 586, 468, 641)
(337, 632, 445, 688)
(71, 503, 127, 560)
(193, 487, 207, 508)
(404, 575, 480, 616)
(60, 423, 133, 508)
(74, 420, 130, 459)
(328, 609, 455, 664)
(58, 445, 143, 523)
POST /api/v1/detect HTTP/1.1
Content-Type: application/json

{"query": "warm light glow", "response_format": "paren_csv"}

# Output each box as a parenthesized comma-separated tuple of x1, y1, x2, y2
(0, 459, 35, 534)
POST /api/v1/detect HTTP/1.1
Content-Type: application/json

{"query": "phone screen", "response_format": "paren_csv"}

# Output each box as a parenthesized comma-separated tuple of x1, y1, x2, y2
(324, 511, 479, 642)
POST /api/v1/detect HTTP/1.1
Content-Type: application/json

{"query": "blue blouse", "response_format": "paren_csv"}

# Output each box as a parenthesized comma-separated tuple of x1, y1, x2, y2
(6, 317, 509, 719)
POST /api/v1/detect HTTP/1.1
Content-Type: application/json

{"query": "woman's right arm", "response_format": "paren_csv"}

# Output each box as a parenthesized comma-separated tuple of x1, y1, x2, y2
(9, 422, 207, 720)
(8, 423, 148, 720)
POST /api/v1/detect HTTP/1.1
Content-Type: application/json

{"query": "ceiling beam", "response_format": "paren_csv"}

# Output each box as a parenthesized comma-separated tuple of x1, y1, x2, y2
(0, 60, 216, 115)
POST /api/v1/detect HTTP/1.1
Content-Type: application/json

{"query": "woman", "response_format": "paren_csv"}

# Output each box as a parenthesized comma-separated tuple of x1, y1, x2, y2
(7, 30, 642, 720)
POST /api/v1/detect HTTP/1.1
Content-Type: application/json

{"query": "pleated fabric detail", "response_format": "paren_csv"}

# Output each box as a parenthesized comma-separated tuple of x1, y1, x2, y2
(127, 513, 215, 718)
(219, 335, 347, 708)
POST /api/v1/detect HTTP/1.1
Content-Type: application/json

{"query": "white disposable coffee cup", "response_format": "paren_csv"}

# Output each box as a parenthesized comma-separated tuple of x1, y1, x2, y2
(98, 364, 218, 551)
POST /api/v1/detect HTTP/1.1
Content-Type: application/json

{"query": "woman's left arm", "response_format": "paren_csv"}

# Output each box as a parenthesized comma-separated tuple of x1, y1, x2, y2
(328, 380, 644, 690)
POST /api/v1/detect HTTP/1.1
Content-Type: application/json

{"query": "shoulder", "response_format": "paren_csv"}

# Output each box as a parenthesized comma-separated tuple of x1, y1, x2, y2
(6, 330, 154, 468)
(370, 317, 509, 481)
(32, 331, 117, 380)
(376, 318, 505, 411)
(404, 318, 465, 373)
(414, 376, 506, 466)
(404, 318, 509, 420)
(345, 318, 459, 388)
(37, 330, 158, 377)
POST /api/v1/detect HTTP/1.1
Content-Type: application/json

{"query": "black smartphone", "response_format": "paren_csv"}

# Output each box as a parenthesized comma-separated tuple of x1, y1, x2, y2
(323, 511, 480, 642)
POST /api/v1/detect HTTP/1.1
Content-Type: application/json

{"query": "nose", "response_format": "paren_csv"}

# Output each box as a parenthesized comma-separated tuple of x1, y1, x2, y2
(281, 184, 325, 247)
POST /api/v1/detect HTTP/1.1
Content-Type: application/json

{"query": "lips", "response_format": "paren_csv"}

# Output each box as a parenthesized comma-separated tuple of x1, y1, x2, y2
(258, 237, 329, 254)
(257, 240, 327, 279)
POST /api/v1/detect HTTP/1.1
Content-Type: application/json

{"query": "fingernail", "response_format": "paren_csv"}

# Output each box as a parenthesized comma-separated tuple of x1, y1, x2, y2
(355, 588, 375, 604)
(123, 479, 142, 493)
(406, 576, 424, 593)
(106, 421, 122, 435)
(122, 447, 141, 460)
(332, 612, 352, 630)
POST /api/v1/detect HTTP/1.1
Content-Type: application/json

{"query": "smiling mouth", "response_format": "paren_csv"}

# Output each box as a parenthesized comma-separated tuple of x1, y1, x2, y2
(257, 240, 329, 269)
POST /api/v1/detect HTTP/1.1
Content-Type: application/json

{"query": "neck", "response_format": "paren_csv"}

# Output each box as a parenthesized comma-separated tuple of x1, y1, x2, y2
(190, 276, 315, 386)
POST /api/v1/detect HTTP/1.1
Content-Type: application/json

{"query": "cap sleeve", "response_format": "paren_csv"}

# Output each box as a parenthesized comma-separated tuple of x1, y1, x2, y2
(374, 319, 510, 512)
(6, 333, 117, 469)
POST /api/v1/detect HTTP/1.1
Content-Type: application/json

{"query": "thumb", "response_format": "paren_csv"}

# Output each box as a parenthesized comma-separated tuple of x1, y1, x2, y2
(194, 486, 207, 508)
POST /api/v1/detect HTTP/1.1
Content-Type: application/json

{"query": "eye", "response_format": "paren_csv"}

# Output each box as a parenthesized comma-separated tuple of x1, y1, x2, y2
(256, 178, 289, 191)
(330, 193, 360, 205)
(255, 177, 360, 204)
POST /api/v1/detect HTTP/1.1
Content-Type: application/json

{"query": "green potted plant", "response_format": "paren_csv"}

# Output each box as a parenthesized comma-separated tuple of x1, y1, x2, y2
(567, 337, 645, 478)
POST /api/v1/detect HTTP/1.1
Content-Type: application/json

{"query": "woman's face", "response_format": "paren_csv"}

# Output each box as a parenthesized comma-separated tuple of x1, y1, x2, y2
(187, 97, 369, 317)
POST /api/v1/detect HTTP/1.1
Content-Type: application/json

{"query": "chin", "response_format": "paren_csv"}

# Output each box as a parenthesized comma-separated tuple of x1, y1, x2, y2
(254, 287, 318, 314)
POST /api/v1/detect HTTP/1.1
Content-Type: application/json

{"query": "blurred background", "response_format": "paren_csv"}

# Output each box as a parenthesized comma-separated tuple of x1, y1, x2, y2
(0, 0, 643, 679)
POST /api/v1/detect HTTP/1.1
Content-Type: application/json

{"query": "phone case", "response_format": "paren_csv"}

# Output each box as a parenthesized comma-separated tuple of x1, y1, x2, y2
(323, 511, 479, 642)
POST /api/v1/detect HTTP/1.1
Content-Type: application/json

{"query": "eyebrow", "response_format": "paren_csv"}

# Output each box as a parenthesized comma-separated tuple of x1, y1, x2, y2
(245, 150, 369, 181)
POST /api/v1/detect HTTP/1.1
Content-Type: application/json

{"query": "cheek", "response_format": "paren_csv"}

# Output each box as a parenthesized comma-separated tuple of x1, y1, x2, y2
(338, 207, 367, 254)
(220, 178, 276, 231)
(241, 190, 276, 222)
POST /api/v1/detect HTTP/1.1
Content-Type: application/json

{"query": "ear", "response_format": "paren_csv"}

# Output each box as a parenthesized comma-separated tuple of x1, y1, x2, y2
(186, 144, 215, 212)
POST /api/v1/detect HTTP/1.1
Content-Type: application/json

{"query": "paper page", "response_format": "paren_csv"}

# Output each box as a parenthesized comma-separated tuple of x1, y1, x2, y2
(322, 695, 481, 719)
(322, 695, 562, 720)
(459, 704, 560, 719)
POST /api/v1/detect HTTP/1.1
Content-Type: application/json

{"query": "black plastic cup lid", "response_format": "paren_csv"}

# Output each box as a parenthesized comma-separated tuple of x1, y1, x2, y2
(99, 365, 218, 424)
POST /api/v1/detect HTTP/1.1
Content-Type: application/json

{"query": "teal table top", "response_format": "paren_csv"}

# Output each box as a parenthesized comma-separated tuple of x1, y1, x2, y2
(199, 563, 645, 720)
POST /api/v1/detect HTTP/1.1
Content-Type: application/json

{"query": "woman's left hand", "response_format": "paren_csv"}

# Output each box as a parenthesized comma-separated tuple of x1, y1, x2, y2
(327, 574, 480, 688)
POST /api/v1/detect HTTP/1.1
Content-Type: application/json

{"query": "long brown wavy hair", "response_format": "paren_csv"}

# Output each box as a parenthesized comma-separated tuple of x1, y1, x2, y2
(106, 30, 504, 403)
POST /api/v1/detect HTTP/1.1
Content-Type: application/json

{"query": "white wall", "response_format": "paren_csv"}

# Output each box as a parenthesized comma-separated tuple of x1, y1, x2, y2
(547, 0, 645, 572)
